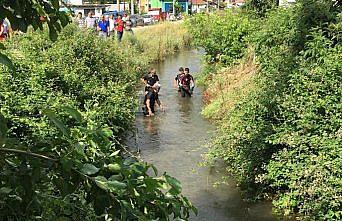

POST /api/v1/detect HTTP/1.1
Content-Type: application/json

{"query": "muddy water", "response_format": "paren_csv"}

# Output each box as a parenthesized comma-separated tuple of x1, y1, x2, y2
(132, 49, 276, 221)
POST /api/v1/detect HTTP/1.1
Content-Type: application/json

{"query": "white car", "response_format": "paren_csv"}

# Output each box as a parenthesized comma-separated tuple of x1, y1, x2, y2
(227, 3, 234, 8)
(142, 15, 153, 25)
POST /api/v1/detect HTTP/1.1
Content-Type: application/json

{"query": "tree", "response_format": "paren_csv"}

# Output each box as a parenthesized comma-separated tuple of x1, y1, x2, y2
(0, 0, 70, 66)
(0, 1, 197, 220)
(245, 0, 279, 16)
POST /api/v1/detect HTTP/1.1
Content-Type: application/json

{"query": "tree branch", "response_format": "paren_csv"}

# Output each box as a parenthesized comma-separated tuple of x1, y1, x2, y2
(0, 148, 58, 162)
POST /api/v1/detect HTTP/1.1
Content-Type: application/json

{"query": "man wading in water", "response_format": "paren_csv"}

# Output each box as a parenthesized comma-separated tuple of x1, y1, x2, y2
(179, 67, 195, 97)
(174, 67, 185, 95)
(144, 87, 156, 117)
(141, 68, 164, 114)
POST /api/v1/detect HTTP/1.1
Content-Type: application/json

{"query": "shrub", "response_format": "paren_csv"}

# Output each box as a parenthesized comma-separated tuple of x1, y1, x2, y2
(189, 1, 342, 220)
(186, 11, 256, 65)
(0, 24, 196, 220)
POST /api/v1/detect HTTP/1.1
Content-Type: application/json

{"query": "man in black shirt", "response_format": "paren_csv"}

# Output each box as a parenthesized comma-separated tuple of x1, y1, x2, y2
(141, 68, 164, 111)
(142, 68, 159, 91)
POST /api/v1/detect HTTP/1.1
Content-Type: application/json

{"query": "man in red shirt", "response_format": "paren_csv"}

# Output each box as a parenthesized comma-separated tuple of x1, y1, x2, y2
(115, 15, 124, 42)
(180, 67, 195, 97)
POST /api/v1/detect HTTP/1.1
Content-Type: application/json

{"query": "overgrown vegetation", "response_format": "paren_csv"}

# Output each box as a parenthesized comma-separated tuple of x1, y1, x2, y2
(0, 23, 195, 220)
(186, 0, 341, 220)
(131, 22, 191, 61)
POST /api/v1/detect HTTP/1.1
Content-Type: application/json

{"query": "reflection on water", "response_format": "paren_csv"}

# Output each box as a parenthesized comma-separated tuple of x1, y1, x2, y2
(130, 49, 276, 221)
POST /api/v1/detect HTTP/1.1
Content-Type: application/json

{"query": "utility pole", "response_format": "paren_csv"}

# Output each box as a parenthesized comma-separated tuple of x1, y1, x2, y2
(206, 0, 209, 13)
(118, 0, 120, 11)
(173, 0, 176, 14)
(131, 0, 134, 14)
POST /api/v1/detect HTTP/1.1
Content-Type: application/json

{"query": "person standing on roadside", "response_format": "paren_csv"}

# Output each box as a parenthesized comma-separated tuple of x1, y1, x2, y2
(3, 18, 12, 38)
(122, 13, 127, 23)
(115, 15, 124, 42)
(85, 12, 96, 31)
(125, 15, 134, 35)
(97, 15, 109, 38)
(74, 12, 85, 28)
(108, 14, 116, 37)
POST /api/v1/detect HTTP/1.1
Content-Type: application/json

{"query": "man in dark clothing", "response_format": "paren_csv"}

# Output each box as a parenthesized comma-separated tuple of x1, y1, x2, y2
(180, 67, 195, 97)
(143, 87, 156, 116)
(141, 68, 164, 111)
(142, 68, 160, 90)
(174, 67, 184, 92)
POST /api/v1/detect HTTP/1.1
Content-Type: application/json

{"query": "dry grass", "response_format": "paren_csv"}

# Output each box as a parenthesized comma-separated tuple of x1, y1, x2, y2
(122, 21, 190, 62)
(202, 49, 258, 120)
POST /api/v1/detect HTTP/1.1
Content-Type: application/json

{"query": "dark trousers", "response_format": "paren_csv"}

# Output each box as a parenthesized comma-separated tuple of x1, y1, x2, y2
(117, 31, 123, 42)
(143, 95, 155, 115)
(180, 86, 192, 97)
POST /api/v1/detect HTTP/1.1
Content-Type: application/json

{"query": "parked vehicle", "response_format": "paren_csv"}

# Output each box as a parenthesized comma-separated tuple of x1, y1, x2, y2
(142, 14, 154, 25)
(148, 8, 162, 21)
(103, 11, 125, 19)
(130, 14, 144, 27)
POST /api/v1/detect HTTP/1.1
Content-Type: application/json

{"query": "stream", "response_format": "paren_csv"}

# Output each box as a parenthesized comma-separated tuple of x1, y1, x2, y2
(130, 49, 276, 221)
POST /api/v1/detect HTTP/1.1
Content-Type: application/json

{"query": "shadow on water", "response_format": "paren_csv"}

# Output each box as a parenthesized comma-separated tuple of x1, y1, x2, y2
(128, 49, 276, 221)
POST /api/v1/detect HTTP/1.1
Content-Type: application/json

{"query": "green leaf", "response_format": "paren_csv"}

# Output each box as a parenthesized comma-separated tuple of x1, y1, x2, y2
(0, 43, 5, 50)
(81, 163, 100, 175)
(0, 53, 14, 69)
(95, 176, 108, 190)
(101, 128, 113, 137)
(94, 176, 126, 192)
(44, 110, 70, 137)
(0, 187, 12, 194)
(151, 164, 158, 176)
(63, 106, 82, 122)
(33, 3, 47, 16)
(109, 174, 123, 181)
(107, 180, 127, 191)
(110, 150, 120, 157)
(165, 175, 182, 195)
(108, 163, 121, 172)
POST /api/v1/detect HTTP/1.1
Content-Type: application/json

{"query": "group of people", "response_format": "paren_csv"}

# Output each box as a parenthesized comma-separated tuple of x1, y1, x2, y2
(0, 18, 12, 41)
(174, 67, 195, 97)
(74, 12, 133, 42)
(141, 67, 195, 117)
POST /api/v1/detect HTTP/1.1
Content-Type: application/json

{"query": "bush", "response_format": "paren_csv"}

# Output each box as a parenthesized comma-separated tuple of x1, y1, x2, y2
(0, 24, 196, 220)
(188, 1, 342, 220)
(186, 11, 256, 65)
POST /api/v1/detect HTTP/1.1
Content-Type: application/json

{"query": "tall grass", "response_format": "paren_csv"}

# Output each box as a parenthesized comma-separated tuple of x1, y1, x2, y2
(123, 21, 191, 62)
(202, 49, 257, 120)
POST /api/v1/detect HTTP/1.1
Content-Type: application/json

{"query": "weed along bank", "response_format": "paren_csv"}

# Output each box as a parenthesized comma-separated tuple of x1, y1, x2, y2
(0, 20, 194, 220)
(186, 1, 341, 220)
